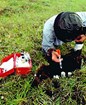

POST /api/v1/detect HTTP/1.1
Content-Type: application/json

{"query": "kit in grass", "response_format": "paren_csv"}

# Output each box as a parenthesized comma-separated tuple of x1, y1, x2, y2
(0, 51, 32, 78)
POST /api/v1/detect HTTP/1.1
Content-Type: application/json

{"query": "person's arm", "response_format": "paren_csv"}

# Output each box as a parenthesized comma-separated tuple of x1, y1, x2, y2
(74, 34, 86, 43)
(75, 12, 86, 43)
(42, 15, 63, 62)
(74, 34, 86, 51)
(42, 16, 57, 53)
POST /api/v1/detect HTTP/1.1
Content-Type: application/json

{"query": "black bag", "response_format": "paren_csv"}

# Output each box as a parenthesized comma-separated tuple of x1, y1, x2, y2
(32, 50, 82, 87)
(62, 50, 82, 72)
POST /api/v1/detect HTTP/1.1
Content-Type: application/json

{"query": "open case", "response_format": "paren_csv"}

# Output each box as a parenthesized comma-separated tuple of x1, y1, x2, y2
(0, 52, 32, 78)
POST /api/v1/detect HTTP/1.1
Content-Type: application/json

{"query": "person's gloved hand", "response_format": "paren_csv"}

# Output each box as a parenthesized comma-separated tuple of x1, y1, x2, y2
(52, 50, 63, 63)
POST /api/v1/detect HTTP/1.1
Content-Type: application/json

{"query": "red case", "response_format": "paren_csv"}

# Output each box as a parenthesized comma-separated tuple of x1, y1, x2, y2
(0, 53, 32, 78)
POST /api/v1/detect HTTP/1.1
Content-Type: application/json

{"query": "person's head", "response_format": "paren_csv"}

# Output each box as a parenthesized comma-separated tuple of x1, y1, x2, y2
(54, 12, 84, 42)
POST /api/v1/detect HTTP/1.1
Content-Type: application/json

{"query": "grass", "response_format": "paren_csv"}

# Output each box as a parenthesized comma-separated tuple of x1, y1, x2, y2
(0, 0, 86, 105)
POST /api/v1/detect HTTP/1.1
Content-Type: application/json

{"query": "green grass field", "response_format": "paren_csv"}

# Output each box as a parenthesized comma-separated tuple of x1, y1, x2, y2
(0, 0, 86, 105)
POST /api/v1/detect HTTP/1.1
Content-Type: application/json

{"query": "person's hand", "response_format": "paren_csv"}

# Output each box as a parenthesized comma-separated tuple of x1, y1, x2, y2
(75, 34, 86, 43)
(52, 51, 63, 63)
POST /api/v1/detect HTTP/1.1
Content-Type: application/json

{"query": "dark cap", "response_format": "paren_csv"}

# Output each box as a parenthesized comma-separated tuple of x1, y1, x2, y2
(54, 12, 83, 42)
